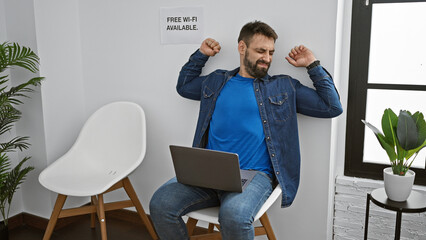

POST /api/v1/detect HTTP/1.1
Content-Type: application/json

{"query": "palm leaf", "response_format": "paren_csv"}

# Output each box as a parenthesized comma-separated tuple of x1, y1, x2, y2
(0, 42, 40, 73)
(0, 154, 11, 190)
(0, 154, 12, 215)
(0, 75, 8, 91)
(0, 77, 43, 106)
(0, 41, 42, 226)
(0, 104, 21, 136)
(4, 156, 34, 204)
(1, 156, 34, 226)
(0, 136, 30, 154)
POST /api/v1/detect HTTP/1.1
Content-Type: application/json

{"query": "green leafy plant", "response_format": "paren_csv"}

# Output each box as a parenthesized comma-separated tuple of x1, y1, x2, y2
(362, 108, 426, 176)
(0, 42, 43, 226)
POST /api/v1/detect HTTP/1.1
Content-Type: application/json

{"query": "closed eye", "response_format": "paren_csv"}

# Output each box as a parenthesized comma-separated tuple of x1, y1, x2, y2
(256, 48, 275, 56)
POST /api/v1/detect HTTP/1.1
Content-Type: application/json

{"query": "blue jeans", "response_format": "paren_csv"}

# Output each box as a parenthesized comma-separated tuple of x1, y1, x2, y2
(149, 171, 274, 240)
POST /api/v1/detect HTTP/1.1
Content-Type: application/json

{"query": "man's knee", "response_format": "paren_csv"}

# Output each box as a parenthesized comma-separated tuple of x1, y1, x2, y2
(218, 203, 254, 229)
(149, 180, 178, 217)
(149, 187, 166, 218)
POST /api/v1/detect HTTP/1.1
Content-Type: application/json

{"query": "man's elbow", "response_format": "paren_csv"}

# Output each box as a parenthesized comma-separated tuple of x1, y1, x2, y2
(329, 105, 343, 118)
(176, 85, 200, 100)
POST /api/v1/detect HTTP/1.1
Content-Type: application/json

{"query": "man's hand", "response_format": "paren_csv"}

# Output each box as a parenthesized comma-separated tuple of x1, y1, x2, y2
(285, 45, 317, 67)
(200, 38, 221, 57)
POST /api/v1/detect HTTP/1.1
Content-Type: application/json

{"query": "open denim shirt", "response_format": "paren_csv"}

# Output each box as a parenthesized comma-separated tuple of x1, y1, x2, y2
(176, 50, 343, 207)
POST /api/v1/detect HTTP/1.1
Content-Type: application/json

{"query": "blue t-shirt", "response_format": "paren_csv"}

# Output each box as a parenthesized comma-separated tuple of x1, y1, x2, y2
(206, 74, 273, 178)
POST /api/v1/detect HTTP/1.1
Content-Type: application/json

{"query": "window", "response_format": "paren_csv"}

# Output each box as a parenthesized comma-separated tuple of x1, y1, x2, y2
(344, 0, 426, 185)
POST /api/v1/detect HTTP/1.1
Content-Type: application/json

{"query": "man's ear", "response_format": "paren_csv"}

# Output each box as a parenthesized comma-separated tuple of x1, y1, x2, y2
(238, 40, 246, 55)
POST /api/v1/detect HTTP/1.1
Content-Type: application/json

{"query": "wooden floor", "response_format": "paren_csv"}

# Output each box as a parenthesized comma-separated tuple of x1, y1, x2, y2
(9, 214, 155, 240)
(8, 212, 210, 240)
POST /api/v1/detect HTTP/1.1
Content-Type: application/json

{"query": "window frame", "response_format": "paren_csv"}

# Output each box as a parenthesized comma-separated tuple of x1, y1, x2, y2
(344, 0, 426, 185)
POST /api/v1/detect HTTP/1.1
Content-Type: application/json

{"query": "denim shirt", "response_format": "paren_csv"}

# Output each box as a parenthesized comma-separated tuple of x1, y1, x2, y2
(176, 50, 343, 207)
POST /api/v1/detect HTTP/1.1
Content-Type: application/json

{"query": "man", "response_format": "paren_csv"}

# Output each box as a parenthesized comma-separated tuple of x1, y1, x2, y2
(150, 21, 343, 240)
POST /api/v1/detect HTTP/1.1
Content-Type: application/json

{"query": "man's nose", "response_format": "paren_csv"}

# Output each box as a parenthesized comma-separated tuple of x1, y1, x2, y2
(262, 53, 272, 63)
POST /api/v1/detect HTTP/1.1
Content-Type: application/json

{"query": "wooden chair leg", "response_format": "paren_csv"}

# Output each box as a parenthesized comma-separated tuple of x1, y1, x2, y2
(186, 217, 198, 236)
(122, 177, 159, 240)
(43, 194, 67, 240)
(97, 194, 108, 240)
(259, 213, 276, 240)
(207, 223, 215, 233)
(90, 196, 97, 228)
(214, 224, 220, 232)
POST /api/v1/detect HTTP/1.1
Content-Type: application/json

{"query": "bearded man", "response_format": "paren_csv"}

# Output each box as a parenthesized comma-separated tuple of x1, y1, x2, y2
(149, 21, 343, 240)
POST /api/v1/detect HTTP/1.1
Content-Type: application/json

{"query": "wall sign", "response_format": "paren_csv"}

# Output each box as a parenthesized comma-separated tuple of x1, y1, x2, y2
(160, 6, 204, 44)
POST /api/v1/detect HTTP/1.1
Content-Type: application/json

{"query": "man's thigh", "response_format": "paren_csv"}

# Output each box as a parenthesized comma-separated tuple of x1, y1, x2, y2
(218, 172, 274, 222)
(151, 177, 220, 216)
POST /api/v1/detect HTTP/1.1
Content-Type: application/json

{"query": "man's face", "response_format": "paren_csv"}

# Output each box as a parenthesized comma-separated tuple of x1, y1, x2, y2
(242, 34, 275, 79)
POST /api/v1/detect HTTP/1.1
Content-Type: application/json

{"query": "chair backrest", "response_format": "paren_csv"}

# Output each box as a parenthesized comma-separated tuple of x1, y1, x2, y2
(73, 101, 146, 173)
(39, 101, 146, 196)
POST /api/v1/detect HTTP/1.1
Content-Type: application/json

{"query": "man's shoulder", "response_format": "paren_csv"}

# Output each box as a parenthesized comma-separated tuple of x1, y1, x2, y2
(263, 74, 299, 91)
(267, 74, 294, 82)
(210, 67, 239, 76)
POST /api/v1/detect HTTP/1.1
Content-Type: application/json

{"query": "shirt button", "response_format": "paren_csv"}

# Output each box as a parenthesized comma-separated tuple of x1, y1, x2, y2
(260, 103, 263, 106)
(266, 136, 270, 140)
(276, 171, 280, 175)
(256, 89, 259, 92)
(271, 153, 275, 157)
(263, 120, 267, 124)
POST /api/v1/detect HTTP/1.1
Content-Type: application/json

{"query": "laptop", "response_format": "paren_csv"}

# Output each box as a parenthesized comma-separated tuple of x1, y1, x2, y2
(169, 145, 257, 192)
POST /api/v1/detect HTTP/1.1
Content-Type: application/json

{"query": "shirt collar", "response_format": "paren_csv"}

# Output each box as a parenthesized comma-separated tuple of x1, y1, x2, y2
(228, 67, 270, 82)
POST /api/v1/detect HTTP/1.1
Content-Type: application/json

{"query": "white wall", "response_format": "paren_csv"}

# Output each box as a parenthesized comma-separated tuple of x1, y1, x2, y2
(33, 0, 89, 211)
(0, 0, 6, 42)
(0, 0, 52, 219)
(3, 0, 342, 239)
(0, 0, 23, 220)
(333, 0, 352, 178)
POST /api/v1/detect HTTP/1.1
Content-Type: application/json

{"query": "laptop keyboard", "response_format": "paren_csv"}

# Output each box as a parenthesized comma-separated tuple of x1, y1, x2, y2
(241, 178, 248, 186)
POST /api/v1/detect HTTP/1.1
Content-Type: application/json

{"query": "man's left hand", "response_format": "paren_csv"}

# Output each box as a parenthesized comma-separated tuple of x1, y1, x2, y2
(285, 45, 317, 67)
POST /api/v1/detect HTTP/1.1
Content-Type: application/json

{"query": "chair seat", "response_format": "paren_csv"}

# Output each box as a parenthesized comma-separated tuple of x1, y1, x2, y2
(185, 184, 282, 230)
(185, 185, 281, 240)
(186, 207, 220, 225)
(39, 168, 127, 196)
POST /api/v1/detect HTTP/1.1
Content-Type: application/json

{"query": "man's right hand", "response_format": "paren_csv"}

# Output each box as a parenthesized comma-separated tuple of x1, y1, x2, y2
(200, 38, 221, 57)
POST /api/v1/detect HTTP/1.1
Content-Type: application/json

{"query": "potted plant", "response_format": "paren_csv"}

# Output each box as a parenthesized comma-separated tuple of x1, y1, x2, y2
(362, 108, 426, 201)
(0, 42, 43, 239)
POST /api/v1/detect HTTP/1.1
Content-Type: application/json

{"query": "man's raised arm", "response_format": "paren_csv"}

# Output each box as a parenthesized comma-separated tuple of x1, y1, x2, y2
(176, 38, 222, 100)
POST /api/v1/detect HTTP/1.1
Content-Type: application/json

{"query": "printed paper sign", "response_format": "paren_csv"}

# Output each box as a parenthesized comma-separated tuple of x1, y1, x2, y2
(160, 7, 204, 44)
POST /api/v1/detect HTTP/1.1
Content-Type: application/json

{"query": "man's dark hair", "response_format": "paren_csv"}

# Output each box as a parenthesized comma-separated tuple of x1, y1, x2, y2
(238, 21, 278, 46)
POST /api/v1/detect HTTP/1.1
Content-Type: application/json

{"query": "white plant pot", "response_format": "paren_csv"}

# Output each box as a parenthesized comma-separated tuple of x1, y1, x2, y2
(383, 167, 415, 202)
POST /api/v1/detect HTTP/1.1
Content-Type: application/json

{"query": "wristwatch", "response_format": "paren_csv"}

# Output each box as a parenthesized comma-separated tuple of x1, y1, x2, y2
(306, 60, 320, 70)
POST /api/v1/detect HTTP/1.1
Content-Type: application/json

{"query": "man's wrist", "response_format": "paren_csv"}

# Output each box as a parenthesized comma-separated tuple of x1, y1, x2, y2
(306, 60, 320, 70)
(199, 48, 208, 56)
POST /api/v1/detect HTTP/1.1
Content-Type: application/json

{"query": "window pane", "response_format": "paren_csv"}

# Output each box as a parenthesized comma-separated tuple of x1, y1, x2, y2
(363, 89, 426, 169)
(368, 2, 426, 85)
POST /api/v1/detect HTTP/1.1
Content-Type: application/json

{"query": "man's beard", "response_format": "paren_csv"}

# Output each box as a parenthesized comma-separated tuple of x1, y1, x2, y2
(243, 50, 270, 79)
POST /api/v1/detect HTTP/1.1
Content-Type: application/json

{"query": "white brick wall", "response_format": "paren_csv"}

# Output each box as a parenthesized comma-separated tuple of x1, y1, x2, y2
(333, 176, 426, 240)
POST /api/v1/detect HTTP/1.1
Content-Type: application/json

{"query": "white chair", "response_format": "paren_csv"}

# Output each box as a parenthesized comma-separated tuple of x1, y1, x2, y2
(39, 101, 158, 240)
(186, 184, 282, 240)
